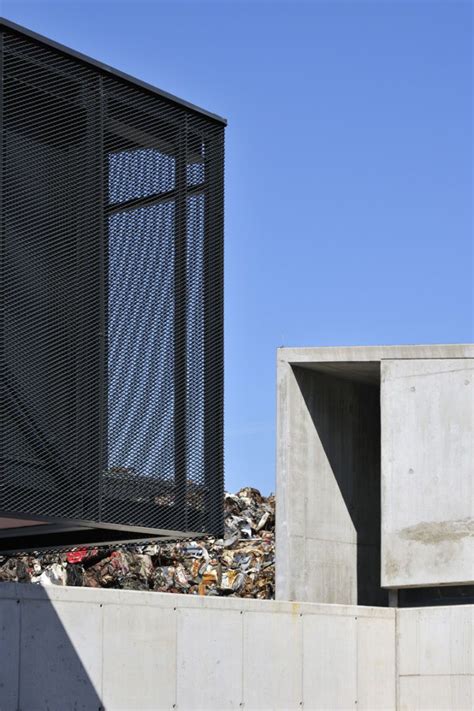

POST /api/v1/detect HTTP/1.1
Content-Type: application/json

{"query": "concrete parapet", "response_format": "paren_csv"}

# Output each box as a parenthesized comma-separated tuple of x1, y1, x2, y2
(0, 583, 395, 711)
(1, 584, 473, 709)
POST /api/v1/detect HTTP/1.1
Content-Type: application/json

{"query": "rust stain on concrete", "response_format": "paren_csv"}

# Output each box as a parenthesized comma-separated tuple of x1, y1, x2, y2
(384, 552, 400, 579)
(399, 518, 474, 545)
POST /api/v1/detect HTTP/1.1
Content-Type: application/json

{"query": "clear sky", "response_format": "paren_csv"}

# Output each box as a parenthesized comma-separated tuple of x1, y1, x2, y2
(4, 0, 473, 495)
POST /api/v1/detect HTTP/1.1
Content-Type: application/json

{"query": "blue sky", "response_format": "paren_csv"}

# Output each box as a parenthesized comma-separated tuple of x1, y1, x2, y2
(4, 0, 472, 494)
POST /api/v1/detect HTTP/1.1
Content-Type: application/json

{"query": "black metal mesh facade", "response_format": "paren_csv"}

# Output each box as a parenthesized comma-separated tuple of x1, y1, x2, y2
(0, 22, 225, 542)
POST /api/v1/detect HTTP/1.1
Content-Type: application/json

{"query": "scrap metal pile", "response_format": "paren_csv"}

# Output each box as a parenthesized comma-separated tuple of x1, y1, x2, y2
(0, 488, 275, 599)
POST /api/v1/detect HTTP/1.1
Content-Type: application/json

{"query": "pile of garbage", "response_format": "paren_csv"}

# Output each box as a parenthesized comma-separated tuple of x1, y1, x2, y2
(0, 488, 275, 599)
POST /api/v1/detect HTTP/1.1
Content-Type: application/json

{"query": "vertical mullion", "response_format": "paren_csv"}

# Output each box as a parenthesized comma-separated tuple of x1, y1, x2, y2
(97, 76, 106, 522)
(0, 31, 4, 396)
(204, 129, 224, 535)
(174, 118, 188, 527)
(73, 73, 105, 522)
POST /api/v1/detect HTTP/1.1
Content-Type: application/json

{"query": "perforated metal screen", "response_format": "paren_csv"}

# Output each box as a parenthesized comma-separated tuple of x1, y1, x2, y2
(0, 21, 225, 541)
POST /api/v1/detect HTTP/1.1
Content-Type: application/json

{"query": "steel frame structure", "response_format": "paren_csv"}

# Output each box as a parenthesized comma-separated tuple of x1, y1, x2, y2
(0, 18, 225, 551)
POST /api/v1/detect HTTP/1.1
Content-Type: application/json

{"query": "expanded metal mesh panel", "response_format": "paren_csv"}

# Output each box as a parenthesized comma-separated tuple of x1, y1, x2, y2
(1, 25, 225, 537)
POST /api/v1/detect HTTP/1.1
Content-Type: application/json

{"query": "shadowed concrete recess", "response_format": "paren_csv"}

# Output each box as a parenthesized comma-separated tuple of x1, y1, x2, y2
(276, 344, 474, 606)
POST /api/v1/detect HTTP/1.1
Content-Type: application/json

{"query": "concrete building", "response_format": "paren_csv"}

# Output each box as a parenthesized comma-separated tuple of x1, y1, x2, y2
(1, 342, 473, 710)
(276, 344, 474, 606)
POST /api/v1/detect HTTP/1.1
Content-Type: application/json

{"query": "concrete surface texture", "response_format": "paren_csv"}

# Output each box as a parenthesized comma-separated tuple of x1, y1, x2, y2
(397, 604, 474, 710)
(1, 584, 473, 710)
(0, 583, 395, 711)
(276, 344, 474, 605)
(381, 357, 474, 588)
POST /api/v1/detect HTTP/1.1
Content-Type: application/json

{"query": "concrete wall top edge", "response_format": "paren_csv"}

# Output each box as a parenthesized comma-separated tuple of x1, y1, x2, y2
(4, 582, 474, 616)
(0, 582, 395, 618)
(277, 343, 474, 364)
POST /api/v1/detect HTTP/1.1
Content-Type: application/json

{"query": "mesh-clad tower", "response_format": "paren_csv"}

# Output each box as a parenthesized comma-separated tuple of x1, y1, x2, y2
(0, 19, 225, 550)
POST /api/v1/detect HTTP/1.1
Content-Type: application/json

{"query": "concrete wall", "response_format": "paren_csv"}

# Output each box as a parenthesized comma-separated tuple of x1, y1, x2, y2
(381, 357, 474, 588)
(0, 583, 395, 711)
(276, 361, 384, 606)
(1, 583, 473, 710)
(397, 605, 474, 710)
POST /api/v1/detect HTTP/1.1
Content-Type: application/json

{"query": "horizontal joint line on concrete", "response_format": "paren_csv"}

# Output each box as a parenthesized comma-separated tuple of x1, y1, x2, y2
(290, 535, 378, 547)
(399, 673, 474, 678)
